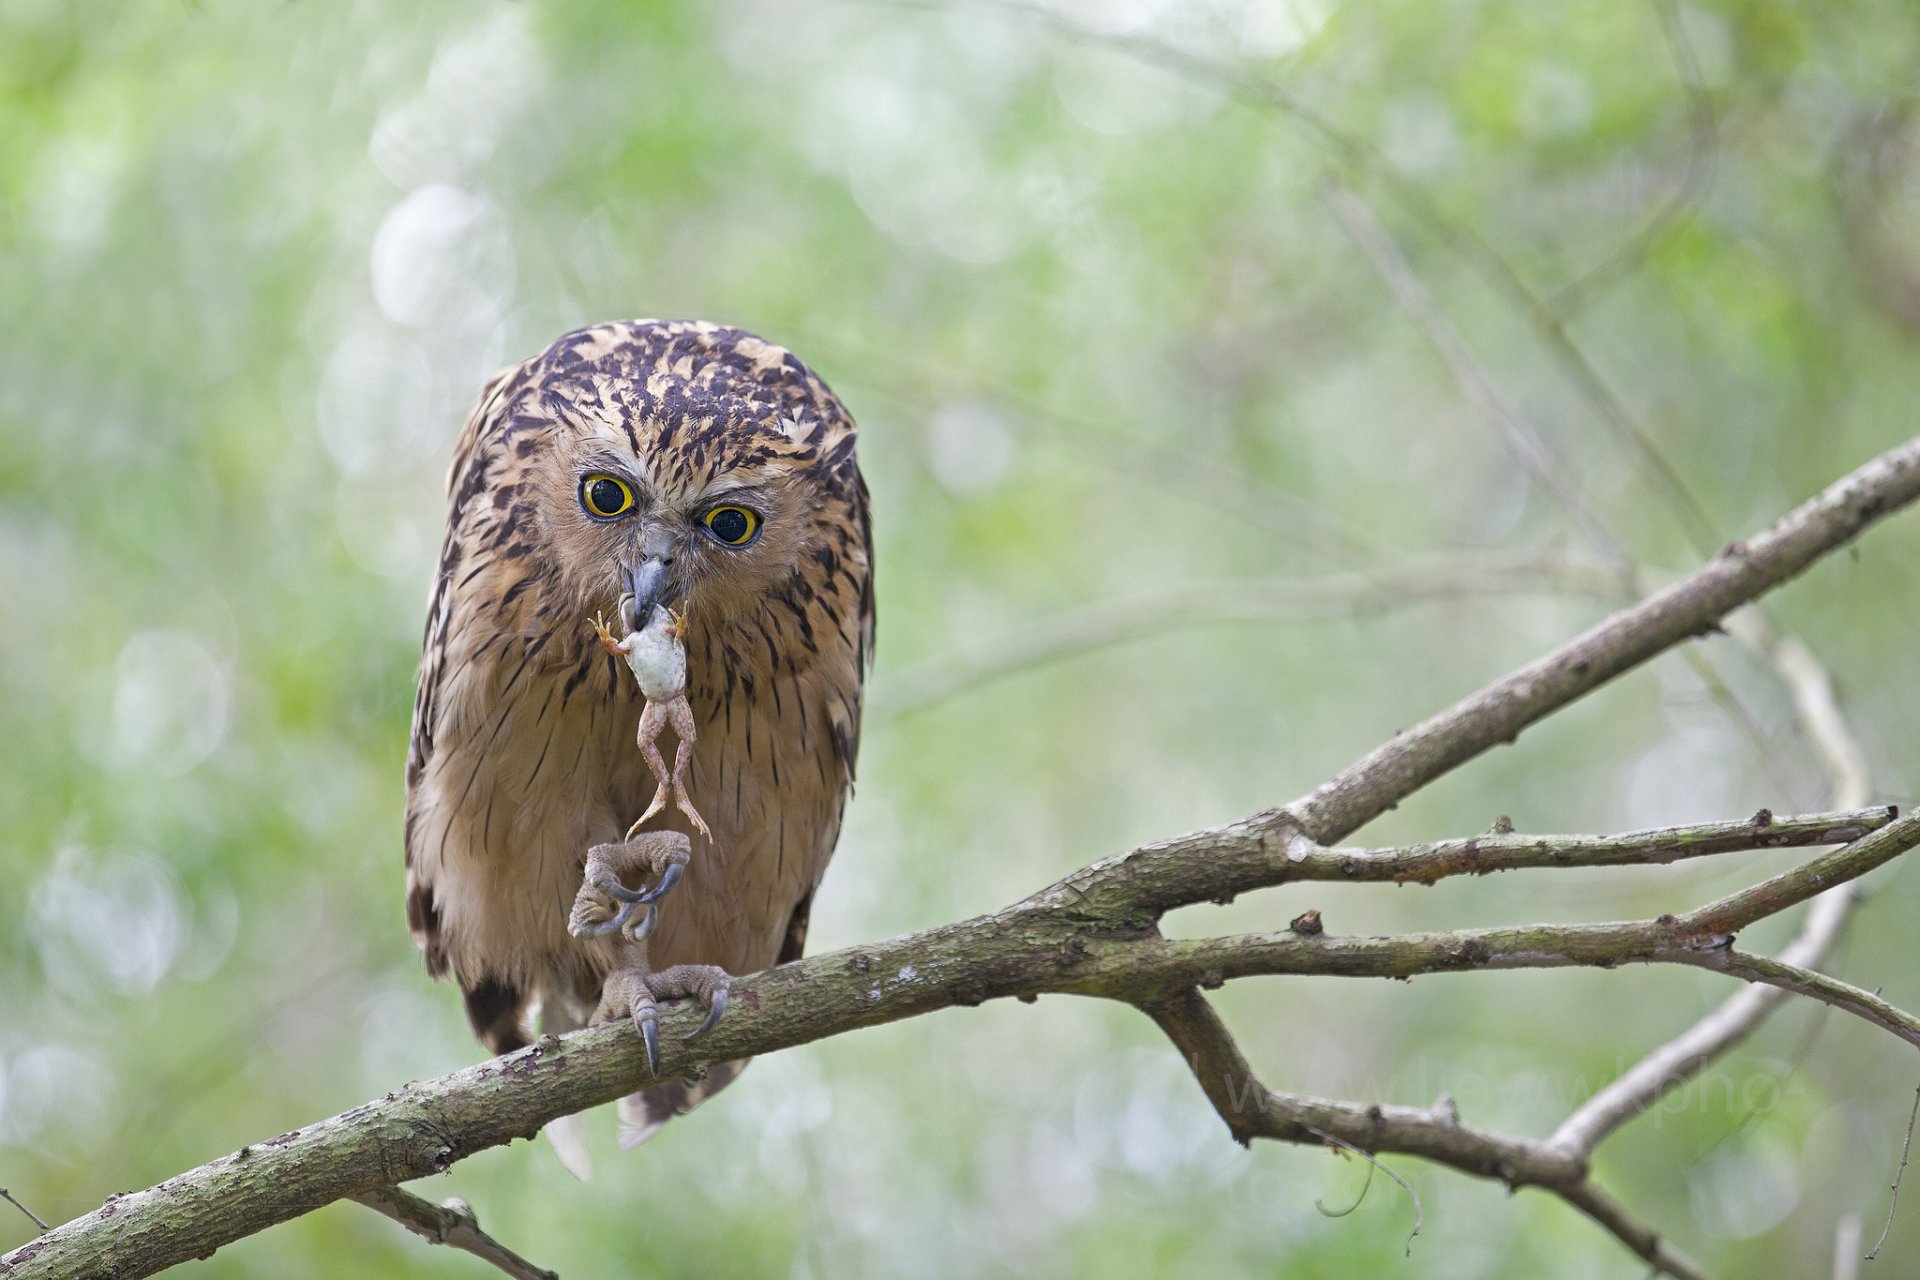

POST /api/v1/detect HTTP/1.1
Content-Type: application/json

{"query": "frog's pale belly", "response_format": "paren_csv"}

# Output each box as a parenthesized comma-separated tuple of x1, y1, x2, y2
(621, 606, 686, 697)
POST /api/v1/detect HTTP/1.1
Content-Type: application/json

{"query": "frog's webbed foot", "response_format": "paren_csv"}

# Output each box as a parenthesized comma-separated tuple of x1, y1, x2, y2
(568, 831, 692, 941)
(595, 958, 730, 1076)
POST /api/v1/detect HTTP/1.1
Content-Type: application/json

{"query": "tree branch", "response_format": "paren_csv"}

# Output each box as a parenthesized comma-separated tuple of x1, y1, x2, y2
(1142, 987, 1709, 1280)
(8, 439, 1919, 1280)
(1285, 435, 1920, 846)
(1300, 807, 1895, 885)
(349, 1186, 556, 1280)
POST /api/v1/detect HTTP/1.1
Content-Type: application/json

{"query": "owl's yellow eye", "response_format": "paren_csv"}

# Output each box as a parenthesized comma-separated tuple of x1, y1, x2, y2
(702, 505, 762, 546)
(580, 474, 636, 520)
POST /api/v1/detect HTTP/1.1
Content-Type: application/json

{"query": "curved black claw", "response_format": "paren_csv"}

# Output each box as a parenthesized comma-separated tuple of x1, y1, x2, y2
(633, 859, 684, 906)
(688, 980, 728, 1040)
(574, 858, 679, 938)
(638, 1006, 661, 1076)
(575, 892, 648, 939)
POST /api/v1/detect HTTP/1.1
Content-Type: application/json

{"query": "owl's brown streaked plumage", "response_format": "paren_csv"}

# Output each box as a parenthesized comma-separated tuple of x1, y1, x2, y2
(404, 319, 872, 1141)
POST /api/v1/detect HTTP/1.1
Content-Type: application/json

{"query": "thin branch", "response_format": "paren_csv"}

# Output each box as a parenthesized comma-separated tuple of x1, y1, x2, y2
(1118, 926, 1920, 1055)
(1561, 601, 1883, 1153)
(1550, 887, 1856, 1156)
(1321, 182, 1634, 577)
(1324, 177, 1802, 801)
(1728, 615, 1875, 810)
(1308, 808, 1896, 886)
(350, 1186, 556, 1280)
(1866, 1085, 1920, 1260)
(1548, 0, 1718, 318)
(872, 551, 1622, 721)
(0, 1192, 46, 1236)
(1038, 436, 1920, 923)
(1143, 988, 1702, 1278)
(1679, 812, 1918, 938)
(1284, 436, 1920, 849)
(1559, 1181, 1711, 1280)
(1142, 986, 1579, 1177)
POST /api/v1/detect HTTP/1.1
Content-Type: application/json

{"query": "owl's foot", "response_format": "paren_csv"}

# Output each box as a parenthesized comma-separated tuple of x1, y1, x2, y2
(595, 961, 730, 1075)
(567, 831, 691, 941)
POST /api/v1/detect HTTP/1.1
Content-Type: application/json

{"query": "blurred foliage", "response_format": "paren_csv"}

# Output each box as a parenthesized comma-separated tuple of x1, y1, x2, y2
(4, 0, 1920, 1275)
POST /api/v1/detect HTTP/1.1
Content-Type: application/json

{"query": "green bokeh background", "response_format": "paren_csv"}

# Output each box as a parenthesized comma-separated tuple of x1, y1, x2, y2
(4, 1, 1918, 1275)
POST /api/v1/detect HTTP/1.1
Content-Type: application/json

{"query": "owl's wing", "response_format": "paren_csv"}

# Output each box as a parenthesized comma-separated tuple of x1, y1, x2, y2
(403, 362, 525, 981)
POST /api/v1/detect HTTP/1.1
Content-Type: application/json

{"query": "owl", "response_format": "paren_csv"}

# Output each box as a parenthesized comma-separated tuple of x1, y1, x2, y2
(403, 320, 873, 1159)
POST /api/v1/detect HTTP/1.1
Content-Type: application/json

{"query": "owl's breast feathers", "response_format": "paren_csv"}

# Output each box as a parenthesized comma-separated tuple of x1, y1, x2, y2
(402, 321, 873, 1053)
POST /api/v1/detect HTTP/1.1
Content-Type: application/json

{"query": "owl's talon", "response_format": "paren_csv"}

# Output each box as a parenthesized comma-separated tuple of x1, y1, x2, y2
(568, 832, 692, 941)
(634, 858, 683, 905)
(573, 897, 653, 939)
(594, 962, 722, 1074)
(687, 980, 727, 1040)
(638, 1003, 662, 1076)
(646, 964, 730, 1043)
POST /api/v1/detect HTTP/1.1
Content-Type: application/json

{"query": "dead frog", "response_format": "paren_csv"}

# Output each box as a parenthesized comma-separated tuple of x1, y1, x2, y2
(590, 596, 713, 842)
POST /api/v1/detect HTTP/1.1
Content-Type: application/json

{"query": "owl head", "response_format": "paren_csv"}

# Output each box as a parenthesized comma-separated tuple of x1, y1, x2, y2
(455, 320, 869, 637)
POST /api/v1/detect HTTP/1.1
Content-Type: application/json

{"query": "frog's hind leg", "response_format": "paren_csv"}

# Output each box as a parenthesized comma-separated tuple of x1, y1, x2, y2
(625, 700, 674, 837)
(664, 697, 712, 841)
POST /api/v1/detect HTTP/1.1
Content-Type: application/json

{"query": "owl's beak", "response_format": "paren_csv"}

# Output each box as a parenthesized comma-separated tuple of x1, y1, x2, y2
(622, 553, 676, 629)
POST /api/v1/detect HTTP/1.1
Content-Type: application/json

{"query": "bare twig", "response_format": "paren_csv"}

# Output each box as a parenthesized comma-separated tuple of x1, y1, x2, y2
(1323, 178, 1802, 800)
(1309, 808, 1896, 886)
(1328, 155, 1891, 1168)
(1302, 1125, 1423, 1256)
(872, 550, 1619, 720)
(1321, 182, 1634, 575)
(1552, 888, 1856, 1156)
(0, 1191, 46, 1235)
(1866, 1085, 1920, 1260)
(1041, 437, 1920, 923)
(1559, 1181, 1711, 1280)
(1284, 439, 1918, 848)
(1143, 987, 1704, 1278)
(1549, 0, 1718, 318)
(350, 1186, 556, 1280)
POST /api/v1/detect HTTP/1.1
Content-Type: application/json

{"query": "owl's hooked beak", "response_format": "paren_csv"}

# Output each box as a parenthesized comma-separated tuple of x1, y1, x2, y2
(621, 528, 679, 630)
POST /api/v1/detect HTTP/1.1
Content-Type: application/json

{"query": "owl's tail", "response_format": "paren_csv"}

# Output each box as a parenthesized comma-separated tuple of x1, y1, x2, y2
(617, 1058, 749, 1147)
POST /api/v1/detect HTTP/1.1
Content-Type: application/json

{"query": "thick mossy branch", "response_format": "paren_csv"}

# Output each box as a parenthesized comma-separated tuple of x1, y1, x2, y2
(6, 439, 1919, 1280)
